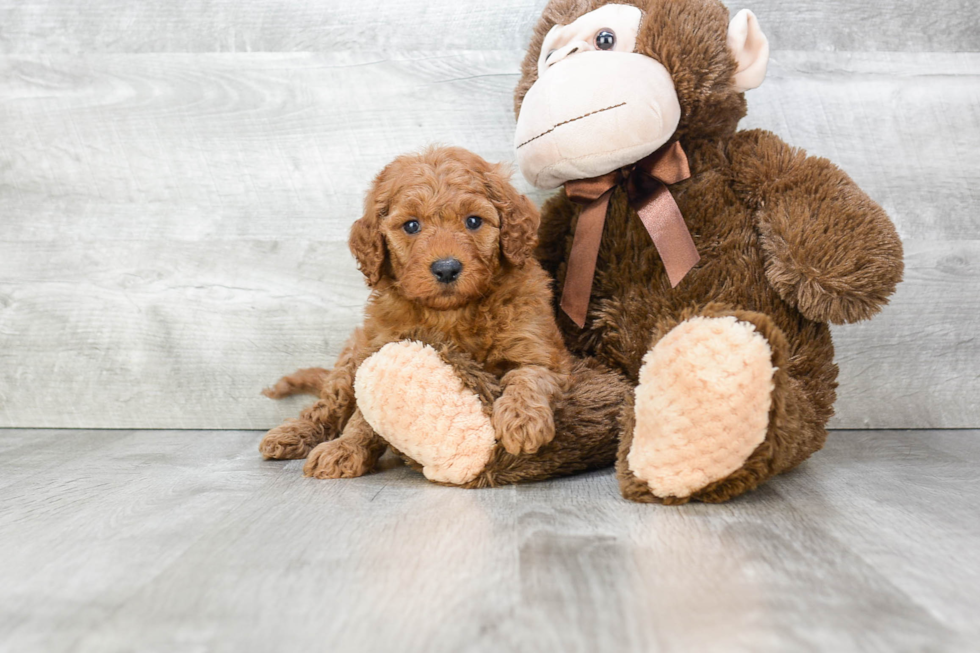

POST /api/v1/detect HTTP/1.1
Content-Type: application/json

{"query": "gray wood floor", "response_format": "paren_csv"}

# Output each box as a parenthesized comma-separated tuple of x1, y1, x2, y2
(1, 428, 978, 652)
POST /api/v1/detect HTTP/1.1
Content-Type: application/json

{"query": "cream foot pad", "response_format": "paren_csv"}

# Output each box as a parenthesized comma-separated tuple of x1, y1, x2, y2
(629, 316, 775, 499)
(354, 341, 496, 485)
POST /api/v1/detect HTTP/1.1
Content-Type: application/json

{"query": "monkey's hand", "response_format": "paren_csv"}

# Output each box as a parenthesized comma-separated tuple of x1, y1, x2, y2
(728, 129, 904, 324)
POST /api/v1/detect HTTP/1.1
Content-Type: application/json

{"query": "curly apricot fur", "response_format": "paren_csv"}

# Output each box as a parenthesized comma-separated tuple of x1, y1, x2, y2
(264, 147, 587, 481)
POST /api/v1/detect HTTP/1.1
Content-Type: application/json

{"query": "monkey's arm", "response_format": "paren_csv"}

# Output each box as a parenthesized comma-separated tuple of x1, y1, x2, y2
(728, 129, 904, 324)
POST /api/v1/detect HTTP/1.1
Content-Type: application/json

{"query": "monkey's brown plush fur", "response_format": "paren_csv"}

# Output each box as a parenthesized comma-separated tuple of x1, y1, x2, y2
(515, 0, 904, 503)
(260, 146, 628, 485)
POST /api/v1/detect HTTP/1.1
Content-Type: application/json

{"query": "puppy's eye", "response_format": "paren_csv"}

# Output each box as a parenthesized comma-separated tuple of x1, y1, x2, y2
(403, 220, 421, 235)
(465, 216, 483, 231)
(594, 29, 615, 50)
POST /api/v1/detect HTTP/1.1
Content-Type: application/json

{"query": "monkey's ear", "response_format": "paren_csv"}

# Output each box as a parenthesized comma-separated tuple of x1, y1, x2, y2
(727, 9, 769, 92)
(486, 164, 540, 267)
(348, 185, 389, 287)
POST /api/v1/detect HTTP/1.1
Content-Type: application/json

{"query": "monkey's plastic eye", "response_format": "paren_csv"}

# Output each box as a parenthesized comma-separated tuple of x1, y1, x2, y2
(465, 216, 483, 230)
(594, 29, 616, 50)
(403, 220, 421, 235)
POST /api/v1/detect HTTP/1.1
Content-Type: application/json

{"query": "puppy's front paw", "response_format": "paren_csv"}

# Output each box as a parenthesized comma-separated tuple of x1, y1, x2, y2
(259, 419, 320, 460)
(492, 391, 556, 455)
(303, 439, 374, 479)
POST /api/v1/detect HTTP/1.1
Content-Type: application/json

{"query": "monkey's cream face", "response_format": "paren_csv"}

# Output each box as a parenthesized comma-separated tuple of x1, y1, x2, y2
(514, 4, 682, 189)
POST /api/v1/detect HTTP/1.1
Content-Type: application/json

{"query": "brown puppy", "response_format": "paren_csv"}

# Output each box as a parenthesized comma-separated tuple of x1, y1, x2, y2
(259, 146, 577, 480)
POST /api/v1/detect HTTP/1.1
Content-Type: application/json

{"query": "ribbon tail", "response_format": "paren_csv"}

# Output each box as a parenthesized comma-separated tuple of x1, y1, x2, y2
(560, 188, 614, 328)
(635, 184, 700, 288)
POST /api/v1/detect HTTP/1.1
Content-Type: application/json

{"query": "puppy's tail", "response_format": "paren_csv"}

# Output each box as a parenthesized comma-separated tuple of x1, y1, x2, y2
(262, 367, 330, 399)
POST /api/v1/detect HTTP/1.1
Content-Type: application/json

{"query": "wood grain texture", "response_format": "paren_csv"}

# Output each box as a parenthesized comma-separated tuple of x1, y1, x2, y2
(0, 428, 977, 652)
(1, 50, 977, 429)
(0, 52, 520, 242)
(0, 240, 366, 429)
(4, 51, 977, 242)
(2, 0, 978, 54)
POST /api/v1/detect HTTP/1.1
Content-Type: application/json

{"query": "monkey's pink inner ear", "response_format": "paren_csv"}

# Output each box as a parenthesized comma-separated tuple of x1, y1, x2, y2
(727, 8, 769, 92)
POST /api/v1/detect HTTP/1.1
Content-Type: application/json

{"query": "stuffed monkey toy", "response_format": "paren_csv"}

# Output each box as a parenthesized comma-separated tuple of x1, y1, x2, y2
(330, 0, 903, 503)
(512, 0, 903, 503)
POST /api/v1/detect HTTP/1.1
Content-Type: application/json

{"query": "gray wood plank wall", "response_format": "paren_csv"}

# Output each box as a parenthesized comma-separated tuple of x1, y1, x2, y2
(1, 2, 978, 429)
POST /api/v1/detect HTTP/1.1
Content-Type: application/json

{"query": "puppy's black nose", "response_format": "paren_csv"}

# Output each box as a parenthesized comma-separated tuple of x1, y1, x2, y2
(431, 258, 463, 284)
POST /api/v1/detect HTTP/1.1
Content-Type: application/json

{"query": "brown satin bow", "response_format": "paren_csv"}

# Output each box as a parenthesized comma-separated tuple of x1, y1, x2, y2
(559, 140, 700, 328)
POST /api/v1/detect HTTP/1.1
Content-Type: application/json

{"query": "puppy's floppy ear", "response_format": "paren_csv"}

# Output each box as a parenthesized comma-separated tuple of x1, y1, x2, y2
(348, 171, 390, 287)
(485, 163, 540, 267)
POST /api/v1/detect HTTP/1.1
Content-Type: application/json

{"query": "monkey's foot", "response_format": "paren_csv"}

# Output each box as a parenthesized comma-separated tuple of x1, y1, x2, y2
(354, 341, 496, 485)
(627, 316, 775, 501)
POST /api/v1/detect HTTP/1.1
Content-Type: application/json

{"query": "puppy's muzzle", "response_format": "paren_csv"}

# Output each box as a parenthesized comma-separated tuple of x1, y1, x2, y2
(431, 258, 463, 284)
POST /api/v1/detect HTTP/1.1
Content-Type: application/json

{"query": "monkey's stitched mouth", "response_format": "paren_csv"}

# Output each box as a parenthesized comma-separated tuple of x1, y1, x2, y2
(517, 102, 627, 150)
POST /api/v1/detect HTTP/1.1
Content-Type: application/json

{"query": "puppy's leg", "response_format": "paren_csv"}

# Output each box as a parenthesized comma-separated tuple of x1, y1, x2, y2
(260, 331, 367, 460)
(492, 366, 564, 455)
(258, 396, 344, 460)
(259, 419, 320, 460)
(303, 409, 387, 479)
